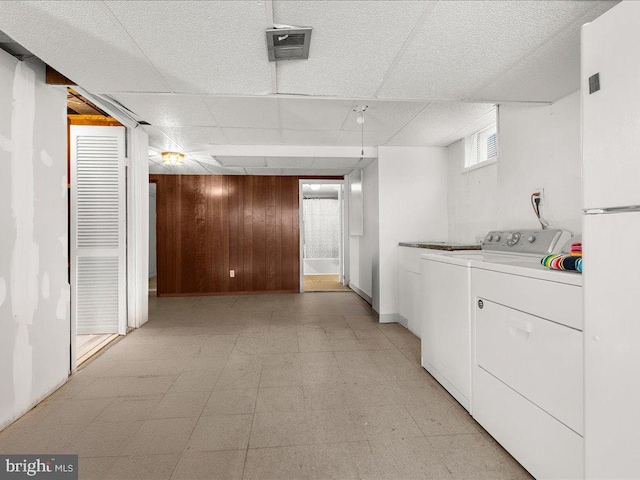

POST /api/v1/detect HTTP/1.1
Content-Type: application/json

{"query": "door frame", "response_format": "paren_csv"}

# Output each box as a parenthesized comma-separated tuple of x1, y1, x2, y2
(298, 179, 348, 292)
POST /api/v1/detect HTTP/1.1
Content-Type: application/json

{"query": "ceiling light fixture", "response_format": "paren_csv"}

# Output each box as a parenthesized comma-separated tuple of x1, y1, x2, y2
(162, 151, 184, 166)
(353, 105, 368, 158)
(309, 184, 321, 191)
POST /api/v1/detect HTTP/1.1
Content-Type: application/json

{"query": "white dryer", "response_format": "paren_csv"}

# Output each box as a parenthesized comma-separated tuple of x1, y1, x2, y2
(419, 229, 569, 412)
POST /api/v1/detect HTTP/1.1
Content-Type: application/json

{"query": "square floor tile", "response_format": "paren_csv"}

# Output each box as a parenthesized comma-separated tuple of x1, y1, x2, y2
(244, 446, 315, 480)
(150, 391, 210, 419)
(370, 436, 453, 480)
(256, 386, 304, 413)
(249, 411, 311, 448)
(125, 417, 197, 455)
(185, 414, 252, 452)
(313, 442, 383, 480)
(356, 405, 424, 440)
(103, 454, 180, 480)
(171, 450, 246, 480)
(307, 409, 367, 444)
(202, 388, 257, 416)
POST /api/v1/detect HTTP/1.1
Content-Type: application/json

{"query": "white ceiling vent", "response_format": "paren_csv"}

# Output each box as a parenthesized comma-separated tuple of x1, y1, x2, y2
(266, 25, 312, 62)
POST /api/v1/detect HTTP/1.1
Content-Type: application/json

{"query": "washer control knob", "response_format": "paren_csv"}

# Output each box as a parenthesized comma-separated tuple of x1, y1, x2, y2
(485, 234, 493, 242)
(494, 235, 501, 242)
(528, 235, 536, 243)
(506, 232, 521, 246)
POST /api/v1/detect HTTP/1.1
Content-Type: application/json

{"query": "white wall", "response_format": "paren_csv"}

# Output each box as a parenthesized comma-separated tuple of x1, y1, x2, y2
(349, 160, 379, 307)
(377, 146, 448, 322)
(149, 183, 156, 277)
(498, 92, 582, 235)
(447, 140, 499, 243)
(447, 92, 583, 242)
(0, 51, 69, 429)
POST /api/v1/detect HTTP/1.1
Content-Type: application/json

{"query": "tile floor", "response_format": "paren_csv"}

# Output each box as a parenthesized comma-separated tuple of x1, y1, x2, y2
(0, 292, 533, 480)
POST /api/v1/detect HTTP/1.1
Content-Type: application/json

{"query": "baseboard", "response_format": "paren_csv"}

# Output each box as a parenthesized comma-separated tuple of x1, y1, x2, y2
(397, 314, 409, 328)
(0, 376, 69, 432)
(157, 289, 299, 297)
(379, 313, 401, 324)
(349, 284, 372, 305)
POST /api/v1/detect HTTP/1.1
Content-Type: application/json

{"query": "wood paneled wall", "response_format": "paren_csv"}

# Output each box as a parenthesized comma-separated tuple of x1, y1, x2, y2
(151, 175, 301, 296)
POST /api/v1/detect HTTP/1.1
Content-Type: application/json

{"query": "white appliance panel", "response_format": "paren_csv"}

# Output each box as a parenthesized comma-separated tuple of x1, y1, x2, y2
(582, 2, 640, 210)
(584, 212, 640, 479)
(476, 300, 583, 434)
(421, 258, 471, 410)
(473, 367, 584, 480)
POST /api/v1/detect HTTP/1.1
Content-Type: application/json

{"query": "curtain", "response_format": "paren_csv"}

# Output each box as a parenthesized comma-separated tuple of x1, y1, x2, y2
(303, 198, 340, 258)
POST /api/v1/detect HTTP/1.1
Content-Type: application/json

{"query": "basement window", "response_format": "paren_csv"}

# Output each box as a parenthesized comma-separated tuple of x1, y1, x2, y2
(465, 124, 498, 171)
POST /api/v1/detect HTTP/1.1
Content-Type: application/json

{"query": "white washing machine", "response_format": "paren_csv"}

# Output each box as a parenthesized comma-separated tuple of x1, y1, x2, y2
(419, 229, 570, 412)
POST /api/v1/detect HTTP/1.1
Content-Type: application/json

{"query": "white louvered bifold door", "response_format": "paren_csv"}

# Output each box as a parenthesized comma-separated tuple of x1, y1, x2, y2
(71, 126, 126, 335)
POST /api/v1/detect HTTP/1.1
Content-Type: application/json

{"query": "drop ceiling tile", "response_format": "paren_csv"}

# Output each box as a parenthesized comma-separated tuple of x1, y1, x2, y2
(0, 1, 169, 92)
(158, 127, 226, 151)
(281, 129, 341, 146)
(311, 157, 360, 169)
(202, 97, 280, 129)
(334, 129, 396, 147)
(149, 159, 170, 174)
(114, 94, 215, 127)
(104, 0, 272, 95)
(279, 98, 353, 131)
(472, 2, 619, 103)
(222, 128, 281, 145)
(273, 0, 430, 97)
(342, 101, 427, 132)
(143, 126, 184, 153)
(266, 157, 315, 169)
(386, 102, 496, 147)
(377, 0, 604, 101)
(216, 156, 267, 168)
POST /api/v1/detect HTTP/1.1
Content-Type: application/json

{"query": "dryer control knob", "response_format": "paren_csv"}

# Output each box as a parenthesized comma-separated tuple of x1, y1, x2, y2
(528, 236, 536, 243)
(494, 235, 501, 242)
(485, 235, 493, 242)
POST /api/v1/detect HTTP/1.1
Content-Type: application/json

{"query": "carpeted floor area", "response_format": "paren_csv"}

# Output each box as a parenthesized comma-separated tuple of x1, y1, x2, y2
(304, 274, 351, 292)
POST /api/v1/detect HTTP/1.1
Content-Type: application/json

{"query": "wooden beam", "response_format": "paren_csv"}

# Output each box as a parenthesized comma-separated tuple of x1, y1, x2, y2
(46, 65, 76, 86)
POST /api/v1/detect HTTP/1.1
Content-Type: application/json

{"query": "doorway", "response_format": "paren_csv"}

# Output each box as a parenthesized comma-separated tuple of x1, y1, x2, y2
(149, 182, 157, 296)
(299, 180, 350, 292)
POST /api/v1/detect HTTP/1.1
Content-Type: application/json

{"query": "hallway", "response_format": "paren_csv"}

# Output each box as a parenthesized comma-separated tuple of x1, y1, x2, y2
(0, 292, 530, 480)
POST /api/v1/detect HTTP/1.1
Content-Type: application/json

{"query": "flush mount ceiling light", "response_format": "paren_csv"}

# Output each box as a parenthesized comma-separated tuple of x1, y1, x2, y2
(309, 184, 321, 190)
(162, 151, 184, 166)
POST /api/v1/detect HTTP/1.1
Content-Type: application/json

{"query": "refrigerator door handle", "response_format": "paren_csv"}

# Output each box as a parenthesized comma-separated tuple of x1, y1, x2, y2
(584, 206, 640, 215)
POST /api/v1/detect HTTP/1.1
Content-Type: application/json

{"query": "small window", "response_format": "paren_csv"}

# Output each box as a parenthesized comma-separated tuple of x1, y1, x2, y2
(465, 124, 498, 170)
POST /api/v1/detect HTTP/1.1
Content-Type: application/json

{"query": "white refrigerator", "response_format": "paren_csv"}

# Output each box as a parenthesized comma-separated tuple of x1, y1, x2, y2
(582, 2, 640, 478)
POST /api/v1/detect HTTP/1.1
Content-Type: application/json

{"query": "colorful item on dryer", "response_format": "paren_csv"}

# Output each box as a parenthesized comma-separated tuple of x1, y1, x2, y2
(541, 254, 583, 273)
(570, 242, 582, 257)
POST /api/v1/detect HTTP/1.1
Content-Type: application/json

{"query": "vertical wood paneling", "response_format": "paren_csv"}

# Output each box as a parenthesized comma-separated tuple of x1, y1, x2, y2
(152, 174, 304, 296)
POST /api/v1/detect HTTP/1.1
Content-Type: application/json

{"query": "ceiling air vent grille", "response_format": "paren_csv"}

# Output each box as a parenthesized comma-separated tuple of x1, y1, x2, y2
(266, 26, 312, 62)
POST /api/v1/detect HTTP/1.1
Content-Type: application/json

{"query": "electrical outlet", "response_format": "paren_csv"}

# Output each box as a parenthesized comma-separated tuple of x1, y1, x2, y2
(534, 187, 545, 205)
(230, 270, 235, 278)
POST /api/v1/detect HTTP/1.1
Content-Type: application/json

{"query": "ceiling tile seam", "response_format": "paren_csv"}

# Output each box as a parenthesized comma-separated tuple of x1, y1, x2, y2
(437, 108, 497, 147)
(199, 96, 231, 146)
(382, 101, 434, 146)
(100, 1, 175, 94)
(336, 101, 359, 139)
(276, 98, 284, 146)
(373, 0, 439, 98)
(99, 90, 508, 104)
(465, 1, 610, 101)
(149, 157, 170, 172)
(265, 0, 278, 94)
